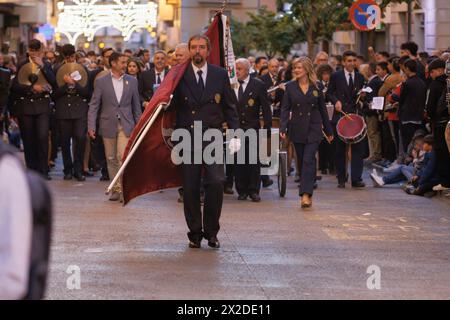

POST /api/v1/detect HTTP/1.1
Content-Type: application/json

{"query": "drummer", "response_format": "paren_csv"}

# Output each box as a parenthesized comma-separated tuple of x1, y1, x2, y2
(52, 44, 90, 181)
(280, 57, 333, 208)
(327, 51, 366, 189)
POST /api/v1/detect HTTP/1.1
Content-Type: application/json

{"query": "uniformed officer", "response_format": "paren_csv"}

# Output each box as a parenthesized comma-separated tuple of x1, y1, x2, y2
(171, 34, 239, 249)
(280, 57, 333, 208)
(233, 58, 272, 202)
(52, 44, 90, 181)
(10, 39, 57, 179)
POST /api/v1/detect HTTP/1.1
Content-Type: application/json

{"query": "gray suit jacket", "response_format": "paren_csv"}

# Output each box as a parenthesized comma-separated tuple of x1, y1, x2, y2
(88, 73, 142, 138)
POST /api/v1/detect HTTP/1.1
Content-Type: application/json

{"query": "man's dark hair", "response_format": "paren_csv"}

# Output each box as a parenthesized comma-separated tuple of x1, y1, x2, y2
(404, 59, 417, 73)
(167, 49, 175, 55)
(61, 44, 76, 58)
(418, 51, 429, 60)
(28, 39, 42, 51)
(377, 61, 389, 72)
(400, 41, 419, 56)
(427, 58, 445, 72)
(101, 47, 114, 57)
(423, 134, 434, 146)
(87, 50, 96, 57)
(188, 34, 211, 51)
(316, 63, 334, 80)
(342, 50, 357, 61)
(388, 57, 400, 72)
(398, 55, 409, 66)
(124, 49, 133, 54)
(109, 52, 125, 66)
(368, 62, 377, 75)
(255, 56, 268, 65)
(357, 55, 365, 61)
(378, 51, 390, 59)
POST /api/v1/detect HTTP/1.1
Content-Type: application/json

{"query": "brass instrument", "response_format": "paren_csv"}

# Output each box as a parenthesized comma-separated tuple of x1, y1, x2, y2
(56, 62, 88, 88)
(17, 58, 50, 88)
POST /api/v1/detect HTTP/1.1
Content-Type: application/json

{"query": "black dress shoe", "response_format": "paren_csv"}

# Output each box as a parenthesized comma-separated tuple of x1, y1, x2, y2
(352, 181, 366, 188)
(207, 237, 220, 249)
(337, 182, 345, 188)
(63, 173, 73, 180)
(262, 178, 273, 188)
(83, 170, 94, 177)
(188, 240, 201, 248)
(249, 193, 261, 202)
(224, 186, 234, 195)
(74, 174, 86, 182)
(45, 174, 52, 181)
(100, 174, 110, 181)
(238, 194, 248, 200)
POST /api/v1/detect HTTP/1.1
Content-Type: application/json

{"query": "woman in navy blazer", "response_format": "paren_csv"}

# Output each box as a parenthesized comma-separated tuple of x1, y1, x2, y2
(280, 57, 333, 208)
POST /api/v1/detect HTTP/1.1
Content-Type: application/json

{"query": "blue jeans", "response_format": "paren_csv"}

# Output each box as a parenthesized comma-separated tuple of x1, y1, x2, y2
(382, 164, 414, 185)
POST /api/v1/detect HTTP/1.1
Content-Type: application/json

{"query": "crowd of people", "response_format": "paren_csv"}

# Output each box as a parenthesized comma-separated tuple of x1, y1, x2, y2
(0, 39, 449, 206)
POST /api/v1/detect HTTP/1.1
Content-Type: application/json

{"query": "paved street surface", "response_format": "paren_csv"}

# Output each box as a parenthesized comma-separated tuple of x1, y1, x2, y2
(45, 165, 450, 300)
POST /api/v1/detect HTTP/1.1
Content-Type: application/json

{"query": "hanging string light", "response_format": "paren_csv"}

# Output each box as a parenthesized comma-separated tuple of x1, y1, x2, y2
(56, 0, 158, 44)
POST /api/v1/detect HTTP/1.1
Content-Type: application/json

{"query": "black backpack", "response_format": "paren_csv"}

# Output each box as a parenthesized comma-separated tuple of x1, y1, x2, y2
(0, 142, 52, 300)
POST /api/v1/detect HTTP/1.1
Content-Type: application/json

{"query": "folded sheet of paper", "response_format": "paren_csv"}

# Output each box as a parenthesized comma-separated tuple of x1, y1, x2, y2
(70, 71, 82, 81)
(361, 87, 373, 93)
(371, 97, 385, 110)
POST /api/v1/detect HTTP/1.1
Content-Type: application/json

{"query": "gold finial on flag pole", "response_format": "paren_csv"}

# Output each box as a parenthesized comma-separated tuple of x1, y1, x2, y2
(218, 0, 228, 13)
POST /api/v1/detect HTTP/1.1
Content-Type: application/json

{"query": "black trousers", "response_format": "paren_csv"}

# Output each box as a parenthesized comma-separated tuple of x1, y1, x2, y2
(58, 118, 87, 175)
(318, 139, 335, 172)
(235, 136, 261, 196)
(90, 134, 108, 176)
(435, 123, 450, 187)
(294, 141, 320, 196)
(18, 113, 49, 175)
(400, 123, 422, 153)
(381, 119, 399, 162)
(225, 163, 234, 188)
(334, 125, 366, 184)
(182, 150, 224, 242)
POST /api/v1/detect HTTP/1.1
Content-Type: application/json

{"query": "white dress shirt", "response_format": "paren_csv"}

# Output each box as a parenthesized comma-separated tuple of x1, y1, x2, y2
(192, 62, 208, 85)
(234, 75, 250, 98)
(0, 155, 32, 300)
(155, 69, 166, 84)
(111, 72, 124, 104)
(344, 69, 355, 86)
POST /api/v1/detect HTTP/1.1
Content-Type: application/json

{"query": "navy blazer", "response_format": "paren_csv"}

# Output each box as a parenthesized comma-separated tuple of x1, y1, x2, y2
(172, 63, 239, 130)
(234, 77, 272, 130)
(138, 67, 170, 104)
(280, 81, 333, 144)
(327, 69, 365, 123)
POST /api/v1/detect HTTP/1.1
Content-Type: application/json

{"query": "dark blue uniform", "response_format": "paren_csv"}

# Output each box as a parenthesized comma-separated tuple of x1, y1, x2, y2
(52, 63, 90, 179)
(171, 63, 239, 244)
(280, 81, 332, 196)
(10, 60, 57, 177)
(234, 76, 272, 198)
(327, 69, 366, 186)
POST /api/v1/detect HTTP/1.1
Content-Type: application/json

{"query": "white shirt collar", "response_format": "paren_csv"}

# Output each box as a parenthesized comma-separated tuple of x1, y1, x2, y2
(111, 71, 124, 81)
(239, 75, 250, 85)
(368, 74, 378, 82)
(192, 62, 208, 76)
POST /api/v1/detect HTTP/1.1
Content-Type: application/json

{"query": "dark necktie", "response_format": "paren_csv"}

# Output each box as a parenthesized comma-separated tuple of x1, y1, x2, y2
(156, 73, 161, 84)
(197, 70, 204, 93)
(348, 73, 354, 93)
(238, 79, 244, 102)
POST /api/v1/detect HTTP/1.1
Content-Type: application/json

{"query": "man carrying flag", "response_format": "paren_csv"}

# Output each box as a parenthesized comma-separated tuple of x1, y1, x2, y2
(171, 34, 239, 249)
(117, 13, 240, 250)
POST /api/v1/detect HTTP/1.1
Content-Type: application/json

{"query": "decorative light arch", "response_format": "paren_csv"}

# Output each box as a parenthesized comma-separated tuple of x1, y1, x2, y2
(56, 0, 158, 45)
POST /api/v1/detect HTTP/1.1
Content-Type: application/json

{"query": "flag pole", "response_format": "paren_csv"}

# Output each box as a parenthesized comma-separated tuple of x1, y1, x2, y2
(106, 96, 173, 194)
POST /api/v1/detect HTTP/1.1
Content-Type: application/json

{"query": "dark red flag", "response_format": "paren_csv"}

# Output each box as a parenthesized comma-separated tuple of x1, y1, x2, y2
(121, 13, 224, 204)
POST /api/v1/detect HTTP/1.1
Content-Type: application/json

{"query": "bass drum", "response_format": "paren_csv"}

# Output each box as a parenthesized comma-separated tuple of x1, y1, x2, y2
(336, 113, 367, 144)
